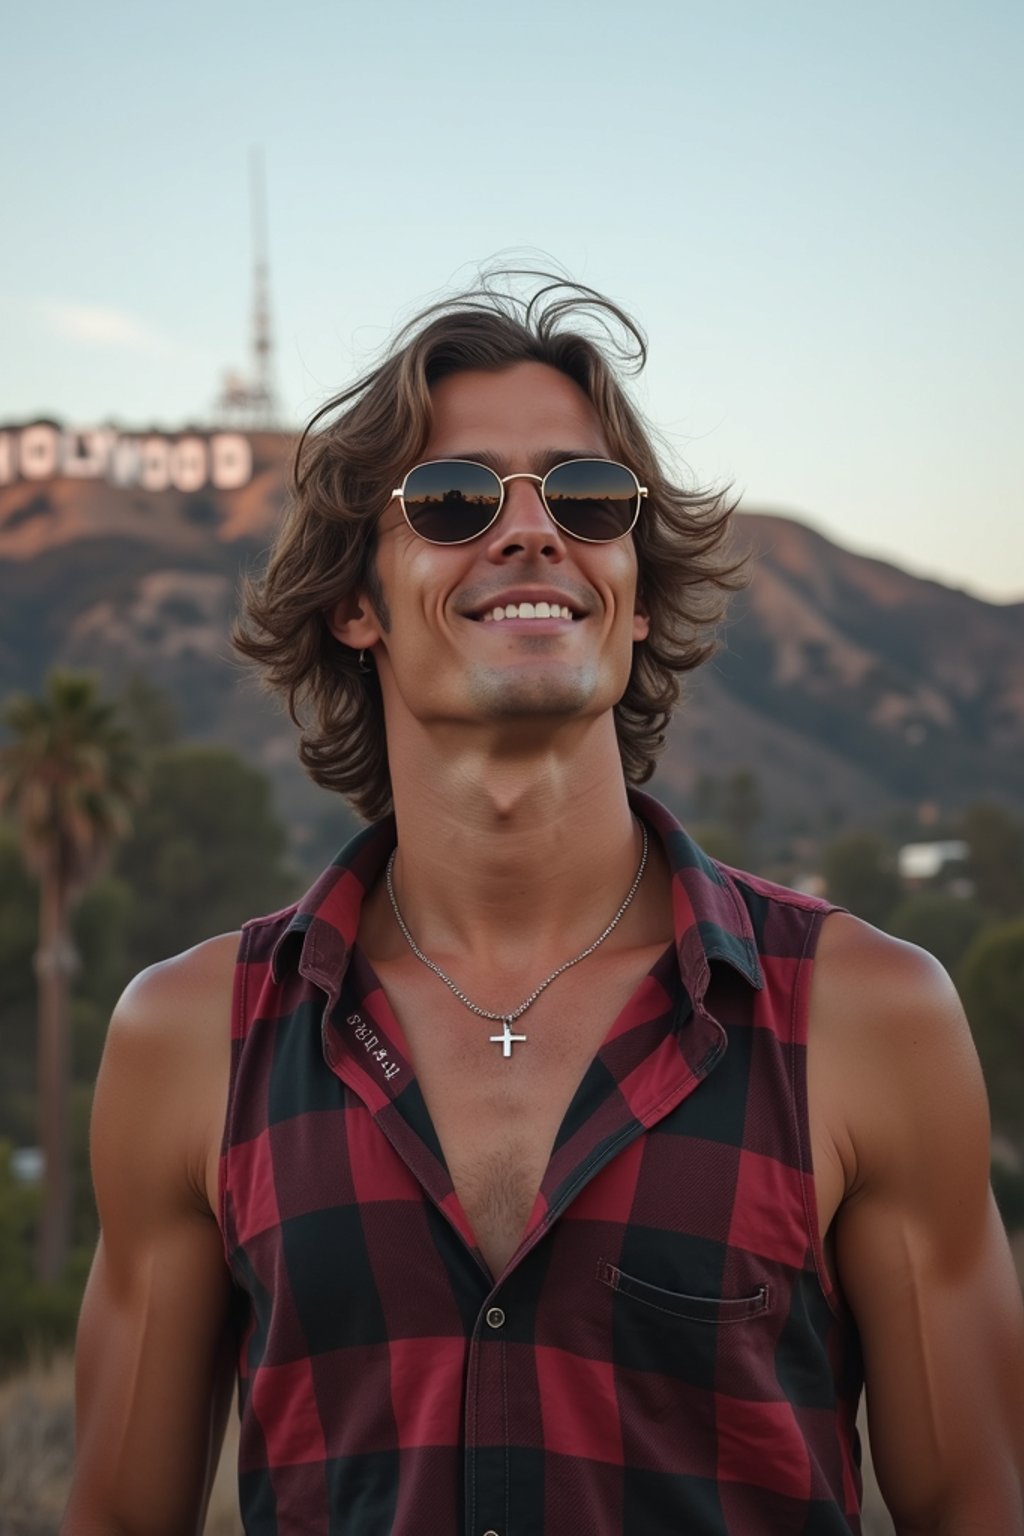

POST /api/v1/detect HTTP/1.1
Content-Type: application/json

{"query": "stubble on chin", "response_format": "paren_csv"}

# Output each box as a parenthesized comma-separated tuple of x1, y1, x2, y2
(465, 660, 602, 718)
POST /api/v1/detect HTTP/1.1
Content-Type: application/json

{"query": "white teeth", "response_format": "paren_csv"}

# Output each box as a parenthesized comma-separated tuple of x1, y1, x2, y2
(480, 601, 576, 621)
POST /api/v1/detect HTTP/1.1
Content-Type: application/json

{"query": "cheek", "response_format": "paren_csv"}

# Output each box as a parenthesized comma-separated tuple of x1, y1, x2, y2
(619, 548, 648, 639)
(610, 550, 647, 632)
(374, 551, 455, 639)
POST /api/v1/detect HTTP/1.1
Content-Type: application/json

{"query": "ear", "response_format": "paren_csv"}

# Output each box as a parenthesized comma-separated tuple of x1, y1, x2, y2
(325, 592, 384, 653)
(632, 598, 650, 645)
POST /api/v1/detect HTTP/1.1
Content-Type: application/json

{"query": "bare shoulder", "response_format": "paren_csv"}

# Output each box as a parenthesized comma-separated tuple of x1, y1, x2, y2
(810, 910, 992, 1248)
(112, 930, 240, 1044)
(95, 932, 241, 1218)
(812, 907, 967, 1032)
(103, 931, 240, 1091)
(812, 908, 981, 1085)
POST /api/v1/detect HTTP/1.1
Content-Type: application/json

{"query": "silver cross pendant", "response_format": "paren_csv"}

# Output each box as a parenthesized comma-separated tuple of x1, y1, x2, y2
(489, 1017, 527, 1058)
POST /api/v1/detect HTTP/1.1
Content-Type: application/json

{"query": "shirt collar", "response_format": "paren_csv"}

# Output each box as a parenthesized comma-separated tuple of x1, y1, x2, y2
(270, 789, 764, 1004)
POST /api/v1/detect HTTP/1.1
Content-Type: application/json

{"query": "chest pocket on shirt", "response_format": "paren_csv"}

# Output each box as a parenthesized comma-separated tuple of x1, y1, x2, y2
(597, 1258, 771, 1324)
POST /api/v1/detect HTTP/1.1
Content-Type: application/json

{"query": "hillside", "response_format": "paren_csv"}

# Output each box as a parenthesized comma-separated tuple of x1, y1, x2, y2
(1, 427, 1021, 852)
(674, 512, 1024, 828)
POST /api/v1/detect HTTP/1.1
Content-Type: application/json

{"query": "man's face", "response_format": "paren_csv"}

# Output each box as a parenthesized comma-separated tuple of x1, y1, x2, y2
(339, 360, 650, 740)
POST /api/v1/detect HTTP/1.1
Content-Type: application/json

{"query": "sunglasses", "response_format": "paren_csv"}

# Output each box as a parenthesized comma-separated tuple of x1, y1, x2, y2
(390, 457, 647, 545)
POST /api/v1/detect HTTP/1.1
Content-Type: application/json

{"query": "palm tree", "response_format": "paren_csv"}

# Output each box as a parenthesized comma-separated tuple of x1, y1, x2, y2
(0, 672, 142, 1283)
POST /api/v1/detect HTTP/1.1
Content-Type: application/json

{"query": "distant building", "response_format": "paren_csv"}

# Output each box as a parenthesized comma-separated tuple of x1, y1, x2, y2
(10, 1146, 44, 1184)
(897, 839, 969, 884)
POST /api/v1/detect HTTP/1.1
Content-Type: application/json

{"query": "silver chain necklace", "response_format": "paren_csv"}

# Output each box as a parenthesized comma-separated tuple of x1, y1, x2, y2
(384, 819, 649, 1058)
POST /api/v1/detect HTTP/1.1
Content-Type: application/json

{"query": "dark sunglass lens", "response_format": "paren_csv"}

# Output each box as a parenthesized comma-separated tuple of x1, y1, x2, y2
(401, 461, 501, 543)
(543, 460, 638, 540)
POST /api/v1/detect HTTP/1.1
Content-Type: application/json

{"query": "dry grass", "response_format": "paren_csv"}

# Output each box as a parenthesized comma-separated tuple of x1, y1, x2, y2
(0, 1354, 241, 1536)
(205, 1411, 242, 1536)
(0, 1354, 75, 1536)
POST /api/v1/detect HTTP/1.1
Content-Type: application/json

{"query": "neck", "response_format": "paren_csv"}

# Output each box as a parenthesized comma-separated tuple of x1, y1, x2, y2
(371, 718, 654, 970)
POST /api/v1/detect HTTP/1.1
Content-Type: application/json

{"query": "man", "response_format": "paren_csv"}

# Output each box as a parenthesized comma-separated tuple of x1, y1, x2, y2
(65, 279, 1023, 1535)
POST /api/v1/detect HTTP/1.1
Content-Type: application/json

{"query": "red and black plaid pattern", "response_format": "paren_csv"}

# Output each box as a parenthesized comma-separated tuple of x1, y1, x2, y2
(220, 791, 864, 1534)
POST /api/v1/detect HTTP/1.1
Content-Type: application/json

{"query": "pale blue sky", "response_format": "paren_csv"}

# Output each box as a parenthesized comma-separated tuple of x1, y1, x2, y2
(2, 0, 1021, 600)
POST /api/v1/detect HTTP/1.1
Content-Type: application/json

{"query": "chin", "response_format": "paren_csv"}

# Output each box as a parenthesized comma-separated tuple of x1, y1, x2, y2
(465, 663, 606, 719)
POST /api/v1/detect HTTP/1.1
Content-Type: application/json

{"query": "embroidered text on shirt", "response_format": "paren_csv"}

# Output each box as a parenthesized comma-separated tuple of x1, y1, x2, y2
(345, 1011, 402, 1080)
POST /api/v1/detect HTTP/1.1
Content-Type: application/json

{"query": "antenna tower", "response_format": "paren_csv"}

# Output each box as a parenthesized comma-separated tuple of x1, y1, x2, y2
(216, 149, 280, 428)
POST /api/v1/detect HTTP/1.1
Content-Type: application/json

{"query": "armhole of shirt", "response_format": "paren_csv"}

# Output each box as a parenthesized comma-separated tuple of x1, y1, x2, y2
(788, 904, 844, 1317)
(218, 920, 255, 1264)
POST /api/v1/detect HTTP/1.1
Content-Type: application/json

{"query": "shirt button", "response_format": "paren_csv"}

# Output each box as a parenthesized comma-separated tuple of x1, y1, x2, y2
(485, 1306, 505, 1329)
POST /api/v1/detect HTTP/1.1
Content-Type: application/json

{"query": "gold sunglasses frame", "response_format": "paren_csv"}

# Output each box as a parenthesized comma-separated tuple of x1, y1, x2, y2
(390, 457, 648, 545)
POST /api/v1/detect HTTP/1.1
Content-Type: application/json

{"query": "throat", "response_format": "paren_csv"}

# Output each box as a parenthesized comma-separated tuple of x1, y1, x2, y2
(382, 817, 650, 1033)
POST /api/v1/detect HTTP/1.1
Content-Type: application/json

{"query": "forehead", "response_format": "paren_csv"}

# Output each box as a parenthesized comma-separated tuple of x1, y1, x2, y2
(423, 361, 611, 467)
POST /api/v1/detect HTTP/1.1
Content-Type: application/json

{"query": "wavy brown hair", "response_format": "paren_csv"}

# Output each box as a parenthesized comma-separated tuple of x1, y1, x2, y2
(234, 273, 747, 821)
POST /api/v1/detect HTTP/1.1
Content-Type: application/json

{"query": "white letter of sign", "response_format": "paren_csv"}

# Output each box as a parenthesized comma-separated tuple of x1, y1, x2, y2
(19, 424, 60, 480)
(64, 429, 116, 479)
(140, 436, 171, 492)
(171, 437, 208, 493)
(110, 437, 142, 486)
(210, 434, 252, 490)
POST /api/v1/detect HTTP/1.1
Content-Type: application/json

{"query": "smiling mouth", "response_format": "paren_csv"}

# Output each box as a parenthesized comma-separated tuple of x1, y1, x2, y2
(479, 601, 578, 623)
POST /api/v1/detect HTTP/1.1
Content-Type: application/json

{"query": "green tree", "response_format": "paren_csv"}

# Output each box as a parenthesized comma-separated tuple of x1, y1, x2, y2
(115, 745, 298, 970)
(72, 876, 134, 1082)
(687, 823, 746, 868)
(822, 832, 902, 928)
(958, 918, 1024, 1146)
(886, 891, 987, 973)
(0, 674, 142, 1282)
(117, 673, 180, 756)
(0, 829, 38, 1143)
(720, 769, 762, 857)
(0, 1140, 91, 1368)
(692, 773, 720, 823)
(1, 844, 132, 1167)
(0, 1140, 41, 1365)
(961, 803, 1024, 917)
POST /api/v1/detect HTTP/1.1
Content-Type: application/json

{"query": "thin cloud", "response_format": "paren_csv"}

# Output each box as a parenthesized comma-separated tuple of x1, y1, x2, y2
(41, 301, 177, 356)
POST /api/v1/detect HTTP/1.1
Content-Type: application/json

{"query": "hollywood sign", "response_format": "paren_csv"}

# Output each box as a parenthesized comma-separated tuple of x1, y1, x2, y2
(0, 422, 254, 492)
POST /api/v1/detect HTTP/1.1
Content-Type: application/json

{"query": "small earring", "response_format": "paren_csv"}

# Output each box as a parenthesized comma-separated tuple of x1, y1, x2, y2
(358, 649, 373, 674)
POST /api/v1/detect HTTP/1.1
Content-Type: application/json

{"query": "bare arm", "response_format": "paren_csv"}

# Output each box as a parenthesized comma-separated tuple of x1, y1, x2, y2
(63, 936, 239, 1536)
(814, 916, 1024, 1535)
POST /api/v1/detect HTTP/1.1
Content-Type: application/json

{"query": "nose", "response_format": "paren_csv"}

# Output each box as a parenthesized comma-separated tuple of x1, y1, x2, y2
(484, 475, 567, 563)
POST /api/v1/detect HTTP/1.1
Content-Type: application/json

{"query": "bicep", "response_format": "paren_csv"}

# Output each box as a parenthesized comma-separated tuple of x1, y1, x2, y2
(841, 1186, 1023, 1528)
(71, 1230, 234, 1535)
(65, 964, 235, 1536)
(830, 936, 1024, 1528)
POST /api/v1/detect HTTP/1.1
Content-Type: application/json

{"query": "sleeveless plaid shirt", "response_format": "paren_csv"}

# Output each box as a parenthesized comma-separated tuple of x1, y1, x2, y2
(220, 791, 864, 1534)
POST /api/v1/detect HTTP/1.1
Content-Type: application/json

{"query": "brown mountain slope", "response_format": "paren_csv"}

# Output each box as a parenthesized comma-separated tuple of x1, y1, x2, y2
(688, 511, 1024, 825)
